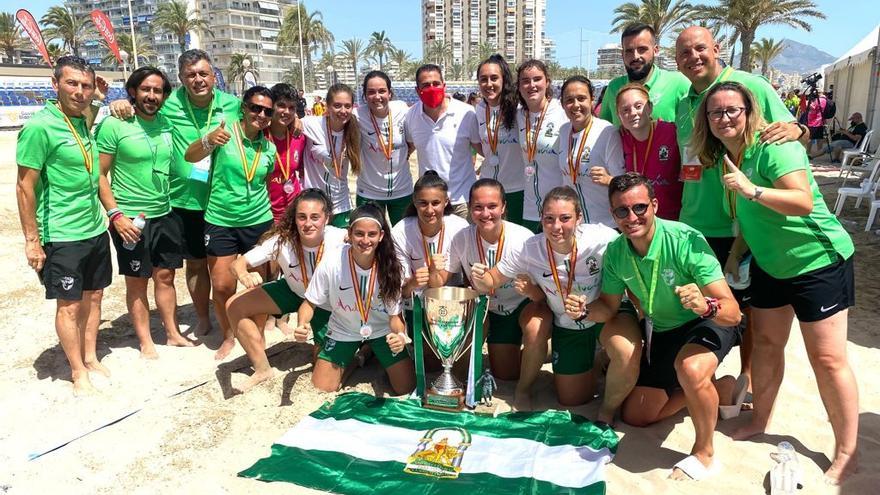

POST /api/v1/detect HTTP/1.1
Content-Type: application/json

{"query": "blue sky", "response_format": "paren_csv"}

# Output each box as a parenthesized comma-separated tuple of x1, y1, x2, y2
(8, 0, 878, 67)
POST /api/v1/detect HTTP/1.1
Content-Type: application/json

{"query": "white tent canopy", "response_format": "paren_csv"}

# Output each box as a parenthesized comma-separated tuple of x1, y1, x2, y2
(828, 24, 880, 72)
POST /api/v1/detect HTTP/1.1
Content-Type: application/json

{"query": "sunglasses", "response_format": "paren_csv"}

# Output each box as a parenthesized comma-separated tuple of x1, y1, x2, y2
(612, 203, 650, 219)
(246, 103, 274, 117)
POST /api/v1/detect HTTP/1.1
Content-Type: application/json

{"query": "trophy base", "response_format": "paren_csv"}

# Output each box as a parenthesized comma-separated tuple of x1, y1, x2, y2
(424, 388, 465, 412)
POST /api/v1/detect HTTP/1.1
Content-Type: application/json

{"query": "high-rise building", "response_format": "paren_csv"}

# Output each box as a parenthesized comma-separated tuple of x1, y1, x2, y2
(543, 37, 556, 62)
(422, 0, 549, 69)
(596, 43, 621, 71)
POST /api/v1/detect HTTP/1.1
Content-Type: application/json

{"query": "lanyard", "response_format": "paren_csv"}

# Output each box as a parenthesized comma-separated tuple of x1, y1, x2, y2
(370, 110, 394, 161)
(347, 249, 377, 325)
(275, 129, 292, 181)
(567, 118, 594, 183)
(524, 102, 548, 163)
(232, 122, 263, 182)
(297, 240, 324, 287)
(545, 237, 577, 301)
(476, 224, 505, 295)
(184, 94, 214, 135)
(137, 117, 160, 167)
(57, 105, 93, 173)
(629, 249, 659, 318)
(325, 116, 344, 178)
(687, 67, 733, 124)
(421, 223, 445, 269)
(722, 148, 744, 220)
(632, 122, 656, 176)
(485, 104, 501, 155)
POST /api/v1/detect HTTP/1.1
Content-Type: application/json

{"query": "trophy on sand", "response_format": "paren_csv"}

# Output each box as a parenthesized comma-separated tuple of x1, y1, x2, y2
(413, 287, 488, 411)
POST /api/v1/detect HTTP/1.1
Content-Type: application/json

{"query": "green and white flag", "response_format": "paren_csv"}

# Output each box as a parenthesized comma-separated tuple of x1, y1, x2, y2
(239, 392, 619, 494)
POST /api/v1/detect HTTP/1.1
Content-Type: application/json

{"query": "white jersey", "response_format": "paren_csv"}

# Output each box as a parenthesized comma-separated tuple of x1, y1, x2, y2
(558, 118, 625, 227)
(243, 226, 348, 310)
(475, 100, 525, 193)
(391, 214, 469, 308)
(496, 223, 619, 329)
(304, 244, 402, 342)
(517, 99, 567, 221)
(302, 115, 352, 214)
(405, 97, 481, 204)
(448, 221, 534, 315)
(355, 101, 413, 200)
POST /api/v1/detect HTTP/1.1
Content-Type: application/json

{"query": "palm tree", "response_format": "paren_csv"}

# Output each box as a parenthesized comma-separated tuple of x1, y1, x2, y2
(46, 43, 65, 64)
(40, 5, 91, 58)
(366, 30, 393, 71)
(389, 47, 414, 80)
(340, 38, 366, 81)
(694, 0, 824, 72)
(610, 0, 696, 46)
(101, 33, 156, 68)
(282, 66, 304, 89)
(0, 12, 27, 63)
(425, 39, 452, 68)
(474, 42, 498, 62)
(751, 37, 785, 77)
(278, 3, 334, 88)
(227, 53, 259, 93)
(154, 0, 213, 55)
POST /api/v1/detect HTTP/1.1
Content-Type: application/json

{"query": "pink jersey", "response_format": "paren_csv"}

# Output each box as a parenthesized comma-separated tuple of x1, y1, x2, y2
(267, 131, 306, 222)
(621, 120, 682, 220)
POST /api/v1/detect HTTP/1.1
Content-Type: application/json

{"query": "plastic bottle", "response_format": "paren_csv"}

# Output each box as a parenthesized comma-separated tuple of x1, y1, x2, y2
(725, 253, 752, 290)
(770, 441, 802, 494)
(123, 213, 146, 250)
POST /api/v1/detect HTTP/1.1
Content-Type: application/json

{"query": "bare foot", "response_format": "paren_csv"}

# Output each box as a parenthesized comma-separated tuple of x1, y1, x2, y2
(596, 404, 616, 426)
(215, 338, 236, 360)
(236, 369, 275, 393)
(263, 315, 277, 333)
(512, 388, 533, 412)
(140, 344, 159, 360)
(166, 334, 196, 347)
(194, 318, 212, 337)
(71, 371, 97, 397)
(824, 451, 858, 485)
(669, 452, 714, 480)
(731, 419, 767, 441)
(84, 359, 111, 378)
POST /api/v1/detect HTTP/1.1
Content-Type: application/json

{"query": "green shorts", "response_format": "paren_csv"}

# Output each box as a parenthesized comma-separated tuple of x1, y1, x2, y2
(504, 190, 524, 226)
(551, 323, 604, 375)
(356, 194, 412, 226)
(487, 299, 529, 345)
(330, 210, 351, 228)
(261, 279, 331, 347)
(521, 219, 542, 234)
(318, 334, 409, 369)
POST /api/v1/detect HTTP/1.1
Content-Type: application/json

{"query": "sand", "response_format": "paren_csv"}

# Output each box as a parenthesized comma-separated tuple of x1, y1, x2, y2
(0, 130, 877, 494)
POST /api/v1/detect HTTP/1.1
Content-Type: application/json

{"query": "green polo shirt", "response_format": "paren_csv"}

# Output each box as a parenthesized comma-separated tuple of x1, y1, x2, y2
(676, 67, 795, 238)
(16, 101, 106, 243)
(721, 138, 854, 279)
(599, 66, 691, 127)
(602, 218, 724, 331)
(160, 87, 241, 211)
(204, 123, 276, 227)
(96, 114, 173, 218)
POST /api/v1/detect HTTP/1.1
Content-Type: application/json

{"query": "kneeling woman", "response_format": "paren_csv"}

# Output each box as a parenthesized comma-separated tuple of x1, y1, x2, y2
(295, 203, 415, 394)
(226, 189, 346, 392)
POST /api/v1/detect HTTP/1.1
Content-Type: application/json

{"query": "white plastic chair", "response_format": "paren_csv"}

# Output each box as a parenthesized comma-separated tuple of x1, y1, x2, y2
(866, 199, 880, 231)
(834, 157, 880, 215)
(838, 129, 874, 184)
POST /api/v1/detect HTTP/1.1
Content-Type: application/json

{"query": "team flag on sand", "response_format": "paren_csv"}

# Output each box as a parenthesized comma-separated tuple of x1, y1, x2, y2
(239, 392, 619, 494)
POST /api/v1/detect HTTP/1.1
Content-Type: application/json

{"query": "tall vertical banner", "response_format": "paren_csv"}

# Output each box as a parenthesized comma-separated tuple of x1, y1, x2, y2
(91, 9, 122, 64)
(15, 9, 52, 67)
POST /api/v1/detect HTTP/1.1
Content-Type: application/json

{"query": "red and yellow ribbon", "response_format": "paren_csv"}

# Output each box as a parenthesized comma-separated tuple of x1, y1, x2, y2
(524, 102, 548, 163)
(476, 224, 505, 295)
(296, 240, 324, 287)
(421, 223, 445, 270)
(348, 248, 377, 325)
(567, 118, 594, 183)
(233, 122, 263, 182)
(370, 110, 394, 161)
(545, 237, 578, 302)
(632, 121, 655, 176)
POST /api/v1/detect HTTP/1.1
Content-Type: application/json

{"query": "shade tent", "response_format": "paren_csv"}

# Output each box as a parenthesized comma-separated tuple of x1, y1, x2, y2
(824, 24, 880, 152)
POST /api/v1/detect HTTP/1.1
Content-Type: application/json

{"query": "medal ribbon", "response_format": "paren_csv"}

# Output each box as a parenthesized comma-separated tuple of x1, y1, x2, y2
(57, 105, 94, 173)
(297, 240, 324, 287)
(633, 121, 656, 176)
(722, 148, 744, 220)
(325, 116, 344, 178)
(370, 110, 394, 161)
(233, 122, 262, 182)
(421, 223, 445, 270)
(545, 237, 577, 301)
(485, 104, 501, 155)
(184, 95, 215, 134)
(275, 129, 292, 181)
(524, 102, 548, 163)
(347, 248, 377, 325)
(629, 250, 659, 318)
(475, 224, 505, 295)
(567, 118, 593, 183)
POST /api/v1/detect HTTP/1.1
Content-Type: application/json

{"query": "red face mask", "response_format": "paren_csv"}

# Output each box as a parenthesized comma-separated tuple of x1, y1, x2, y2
(418, 84, 446, 108)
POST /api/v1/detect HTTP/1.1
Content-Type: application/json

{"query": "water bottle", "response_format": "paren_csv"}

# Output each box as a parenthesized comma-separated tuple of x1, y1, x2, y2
(770, 441, 802, 494)
(123, 213, 146, 250)
(725, 254, 752, 290)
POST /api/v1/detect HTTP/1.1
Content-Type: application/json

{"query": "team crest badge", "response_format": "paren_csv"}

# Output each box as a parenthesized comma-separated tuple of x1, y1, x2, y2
(586, 256, 600, 275)
(544, 122, 555, 137)
(404, 427, 472, 479)
(324, 338, 336, 352)
(662, 268, 676, 286)
(658, 145, 670, 161)
(130, 260, 141, 272)
(204, 234, 210, 247)
(580, 146, 592, 164)
(60, 276, 75, 291)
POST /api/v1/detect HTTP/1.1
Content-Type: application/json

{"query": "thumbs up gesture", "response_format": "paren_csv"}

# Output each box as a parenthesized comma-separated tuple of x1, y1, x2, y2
(721, 154, 755, 198)
(206, 118, 231, 147)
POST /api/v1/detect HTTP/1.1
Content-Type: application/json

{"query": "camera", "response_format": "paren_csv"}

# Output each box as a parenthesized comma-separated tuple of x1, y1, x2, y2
(801, 72, 822, 87)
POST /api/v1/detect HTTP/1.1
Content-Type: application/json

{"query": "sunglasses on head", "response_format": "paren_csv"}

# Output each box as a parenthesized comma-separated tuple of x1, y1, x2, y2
(612, 203, 650, 219)
(246, 103, 274, 117)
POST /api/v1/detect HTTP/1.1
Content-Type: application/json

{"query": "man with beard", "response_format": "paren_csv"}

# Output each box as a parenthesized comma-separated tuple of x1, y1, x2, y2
(96, 67, 195, 359)
(599, 23, 691, 127)
(16, 56, 112, 395)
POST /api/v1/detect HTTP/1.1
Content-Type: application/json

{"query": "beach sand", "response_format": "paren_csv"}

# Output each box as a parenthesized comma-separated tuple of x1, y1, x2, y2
(0, 130, 877, 494)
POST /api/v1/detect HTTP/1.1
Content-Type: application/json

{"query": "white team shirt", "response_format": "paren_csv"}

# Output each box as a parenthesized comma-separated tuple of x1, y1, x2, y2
(475, 100, 525, 192)
(355, 101, 413, 200)
(302, 115, 352, 214)
(517, 99, 567, 221)
(405, 97, 481, 204)
(304, 244, 402, 342)
(496, 223, 619, 329)
(447, 221, 534, 315)
(558, 118, 625, 227)
(243, 226, 348, 310)
(391, 214, 469, 308)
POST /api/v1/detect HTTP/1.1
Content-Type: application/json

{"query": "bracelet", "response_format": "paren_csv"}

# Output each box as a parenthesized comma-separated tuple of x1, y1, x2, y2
(201, 135, 214, 151)
(700, 297, 720, 319)
(106, 207, 120, 218)
(797, 124, 807, 139)
(109, 211, 124, 223)
(574, 306, 591, 322)
(749, 186, 764, 202)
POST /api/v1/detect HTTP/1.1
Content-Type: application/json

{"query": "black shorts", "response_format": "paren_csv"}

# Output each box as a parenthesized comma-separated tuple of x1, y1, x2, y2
(750, 256, 854, 322)
(636, 317, 741, 393)
(40, 232, 113, 300)
(172, 207, 207, 260)
(204, 220, 273, 257)
(705, 236, 751, 306)
(809, 126, 825, 141)
(109, 212, 184, 277)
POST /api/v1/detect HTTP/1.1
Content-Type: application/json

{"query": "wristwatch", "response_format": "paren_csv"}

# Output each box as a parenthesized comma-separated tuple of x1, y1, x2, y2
(750, 187, 764, 201)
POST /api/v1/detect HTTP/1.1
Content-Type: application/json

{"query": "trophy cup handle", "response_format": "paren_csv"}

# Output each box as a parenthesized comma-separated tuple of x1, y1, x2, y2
(413, 293, 427, 400)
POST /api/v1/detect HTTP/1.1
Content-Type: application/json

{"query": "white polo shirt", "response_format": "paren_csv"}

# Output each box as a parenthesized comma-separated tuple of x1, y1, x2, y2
(517, 98, 567, 221)
(304, 244, 402, 342)
(557, 117, 625, 227)
(355, 100, 414, 200)
(496, 223, 619, 329)
(475, 100, 525, 193)
(447, 221, 534, 315)
(405, 97, 481, 204)
(302, 115, 352, 214)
